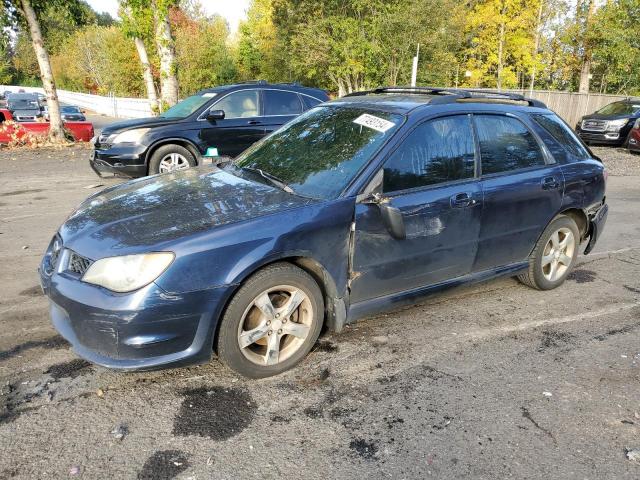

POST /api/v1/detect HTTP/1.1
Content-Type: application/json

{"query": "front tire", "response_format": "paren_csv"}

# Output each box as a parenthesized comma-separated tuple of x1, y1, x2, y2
(518, 215, 580, 290)
(148, 144, 196, 175)
(217, 263, 324, 378)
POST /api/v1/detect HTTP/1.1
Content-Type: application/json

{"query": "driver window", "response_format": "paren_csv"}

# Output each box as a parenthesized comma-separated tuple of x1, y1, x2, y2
(213, 90, 259, 119)
(383, 115, 476, 193)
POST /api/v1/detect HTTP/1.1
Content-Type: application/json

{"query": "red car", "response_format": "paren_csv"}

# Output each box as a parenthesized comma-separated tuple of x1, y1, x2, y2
(0, 108, 94, 144)
(628, 119, 640, 153)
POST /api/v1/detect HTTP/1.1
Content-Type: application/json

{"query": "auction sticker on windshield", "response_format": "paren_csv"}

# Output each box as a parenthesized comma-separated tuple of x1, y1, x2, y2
(353, 113, 396, 133)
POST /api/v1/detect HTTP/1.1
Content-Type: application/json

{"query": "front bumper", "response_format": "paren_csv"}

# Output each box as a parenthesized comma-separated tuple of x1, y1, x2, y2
(39, 261, 234, 371)
(576, 130, 625, 146)
(90, 145, 148, 178)
(583, 201, 608, 255)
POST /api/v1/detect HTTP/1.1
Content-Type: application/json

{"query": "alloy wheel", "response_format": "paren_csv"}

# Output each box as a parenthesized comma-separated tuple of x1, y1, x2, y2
(237, 285, 313, 366)
(158, 152, 190, 173)
(541, 227, 575, 281)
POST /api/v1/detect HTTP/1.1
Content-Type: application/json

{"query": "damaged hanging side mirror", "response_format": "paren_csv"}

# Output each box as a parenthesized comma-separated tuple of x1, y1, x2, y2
(356, 170, 406, 240)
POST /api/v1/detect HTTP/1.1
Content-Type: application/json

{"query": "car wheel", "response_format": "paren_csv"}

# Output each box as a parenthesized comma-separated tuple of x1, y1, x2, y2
(217, 263, 324, 378)
(518, 215, 580, 290)
(148, 144, 196, 175)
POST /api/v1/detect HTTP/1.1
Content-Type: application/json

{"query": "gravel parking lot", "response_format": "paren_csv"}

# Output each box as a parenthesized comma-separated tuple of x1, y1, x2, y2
(0, 145, 639, 479)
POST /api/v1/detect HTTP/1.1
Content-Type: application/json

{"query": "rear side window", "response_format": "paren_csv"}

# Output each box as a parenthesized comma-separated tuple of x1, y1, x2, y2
(264, 90, 303, 116)
(475, 115, 546, 175)
(383, 115, 476, 192)
(530, 113, 590, 159)
(301, 95, 323, 110)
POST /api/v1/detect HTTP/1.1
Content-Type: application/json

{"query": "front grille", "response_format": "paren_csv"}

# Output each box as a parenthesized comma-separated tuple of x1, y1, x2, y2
(68, 252, 92, 276)
(581, 119, 607, 132)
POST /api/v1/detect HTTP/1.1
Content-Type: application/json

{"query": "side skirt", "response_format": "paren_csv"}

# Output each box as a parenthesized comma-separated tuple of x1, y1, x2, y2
(346, 261, 528, 323)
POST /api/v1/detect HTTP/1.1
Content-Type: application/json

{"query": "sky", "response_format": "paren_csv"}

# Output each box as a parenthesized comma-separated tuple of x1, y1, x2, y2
(85, 0, 251, 34)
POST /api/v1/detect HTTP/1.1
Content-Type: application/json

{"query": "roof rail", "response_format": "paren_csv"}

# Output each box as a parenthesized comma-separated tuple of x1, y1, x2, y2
(345, 86, 547, 108)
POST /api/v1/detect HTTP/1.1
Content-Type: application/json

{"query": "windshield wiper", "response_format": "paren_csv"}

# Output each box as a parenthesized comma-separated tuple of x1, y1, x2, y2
(242, 166, 294, 194)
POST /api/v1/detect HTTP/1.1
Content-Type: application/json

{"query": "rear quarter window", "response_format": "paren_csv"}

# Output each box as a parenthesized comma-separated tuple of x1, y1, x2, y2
(301, 95, 323, 110)
(530, 113, 590, 161)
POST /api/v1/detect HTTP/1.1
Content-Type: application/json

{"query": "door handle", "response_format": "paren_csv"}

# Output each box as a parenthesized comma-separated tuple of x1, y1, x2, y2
(450, 192, 476, 208)
(247, 120, 262, 125)
(542, 176, 560, 190)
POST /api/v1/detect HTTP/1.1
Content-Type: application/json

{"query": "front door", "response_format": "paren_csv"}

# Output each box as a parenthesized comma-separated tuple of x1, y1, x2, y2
(350, 115, 483, 303)
(200, 89, 265, 158)
(471, 114, 565, 271)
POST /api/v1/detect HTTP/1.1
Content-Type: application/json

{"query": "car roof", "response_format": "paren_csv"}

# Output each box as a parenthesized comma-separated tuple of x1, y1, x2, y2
(327, 87, 550, 115)
(197, 81, 327, 99)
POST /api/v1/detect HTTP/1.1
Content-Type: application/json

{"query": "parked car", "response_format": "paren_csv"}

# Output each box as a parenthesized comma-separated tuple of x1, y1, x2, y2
(90, 81, 329, 178)
(40, 87, 608, 378)
(7, 93, 43, 122)
(628, 119, 640, 153)
(0, 108, 94, 143)
(44, 105, 87, 122)
(575, 99, 640, 146)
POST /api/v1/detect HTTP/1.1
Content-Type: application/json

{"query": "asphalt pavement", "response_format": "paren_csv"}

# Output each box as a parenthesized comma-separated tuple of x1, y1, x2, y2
(0, 146, 639, 479)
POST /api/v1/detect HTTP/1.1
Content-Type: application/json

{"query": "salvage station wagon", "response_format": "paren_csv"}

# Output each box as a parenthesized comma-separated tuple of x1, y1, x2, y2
(40, 87, 608, 378)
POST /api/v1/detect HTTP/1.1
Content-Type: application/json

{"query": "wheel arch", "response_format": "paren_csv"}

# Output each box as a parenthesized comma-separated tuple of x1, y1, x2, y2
(212, 254, 345, 353)
(558, 207, 589, 240)
(145, 137, 201, 173)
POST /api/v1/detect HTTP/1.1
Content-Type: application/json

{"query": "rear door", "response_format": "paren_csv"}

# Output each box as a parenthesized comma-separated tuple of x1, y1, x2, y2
(350, 114, 482, 303)
(261, 89, 304, 136)
(200, 89, 265, 158)
(472, 113, 565, 271)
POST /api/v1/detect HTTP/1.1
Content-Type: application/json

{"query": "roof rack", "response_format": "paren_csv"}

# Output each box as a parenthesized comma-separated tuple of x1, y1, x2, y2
(345, 86, 547, 108)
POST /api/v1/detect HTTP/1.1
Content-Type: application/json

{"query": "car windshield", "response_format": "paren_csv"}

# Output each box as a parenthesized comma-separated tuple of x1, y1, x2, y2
(8, 96, 39, 109)
(234, 106, 404, 199)
(61, 106, 81, 113)
(596, 102, 640, 116)
(160, 93, 216, 118)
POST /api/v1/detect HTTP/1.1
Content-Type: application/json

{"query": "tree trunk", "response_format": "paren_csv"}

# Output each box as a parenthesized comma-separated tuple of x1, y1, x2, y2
(153, 6, 178, 108)
(578, 0, 595, 94)
(529, 0, 544, 95)
(578, 60, 591, 93)
(21, 0, 65, 142)
(497, 2, 506, 90)
(134, 37, 159, 115)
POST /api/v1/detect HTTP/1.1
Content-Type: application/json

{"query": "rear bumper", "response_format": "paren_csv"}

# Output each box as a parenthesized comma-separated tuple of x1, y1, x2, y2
(40, 264, 233, 371)
(583, 201, 608, 255)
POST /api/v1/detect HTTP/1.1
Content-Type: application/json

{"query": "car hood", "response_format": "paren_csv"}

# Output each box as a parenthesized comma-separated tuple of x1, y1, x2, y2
(101, 116, 182, 134)
(581, 113, 634, 122)
(60, 167, 317, 259)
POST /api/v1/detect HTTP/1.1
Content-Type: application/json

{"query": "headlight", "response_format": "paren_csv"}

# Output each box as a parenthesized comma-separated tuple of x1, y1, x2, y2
(82, 252, 174, 292)
(111, 128, 150, 144)
(607, 119, 628, 131)
(634, 118, 640, 129)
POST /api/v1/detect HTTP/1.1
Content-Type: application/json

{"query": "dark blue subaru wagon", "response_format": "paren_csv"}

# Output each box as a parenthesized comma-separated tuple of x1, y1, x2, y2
(40, 87, 608, 378)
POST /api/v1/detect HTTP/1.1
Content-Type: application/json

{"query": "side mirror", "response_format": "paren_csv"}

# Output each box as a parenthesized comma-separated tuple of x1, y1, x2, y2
(361, 193, 406, 240)
(206, 109, 225, 121)
(378, 203, 406, 240)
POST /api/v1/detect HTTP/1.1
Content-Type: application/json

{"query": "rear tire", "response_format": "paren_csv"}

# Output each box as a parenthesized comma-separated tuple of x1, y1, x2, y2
(217, 263, 324, 378)
(518, 215, 580, 290)
(148, 144, 196, 175)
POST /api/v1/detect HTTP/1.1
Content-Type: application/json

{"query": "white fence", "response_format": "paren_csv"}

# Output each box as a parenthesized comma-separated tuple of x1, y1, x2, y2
(0, 85, 153, 119)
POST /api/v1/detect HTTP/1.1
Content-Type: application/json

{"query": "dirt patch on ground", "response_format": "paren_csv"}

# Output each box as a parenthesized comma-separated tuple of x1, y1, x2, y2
(173, 387, 257, 440)
(0, 335, 68, 362)
(138, 450, 189, 480)
(45, 359, 92, 380)
(567, 269, 597, 283)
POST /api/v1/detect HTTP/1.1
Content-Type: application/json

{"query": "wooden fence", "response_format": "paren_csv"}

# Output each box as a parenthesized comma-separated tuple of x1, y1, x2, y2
(500, 89, 633, 127)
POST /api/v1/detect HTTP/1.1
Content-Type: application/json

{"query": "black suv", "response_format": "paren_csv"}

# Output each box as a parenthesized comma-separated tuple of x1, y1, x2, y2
(576, 99, 640, 146)
(91, 82, 329, 177)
